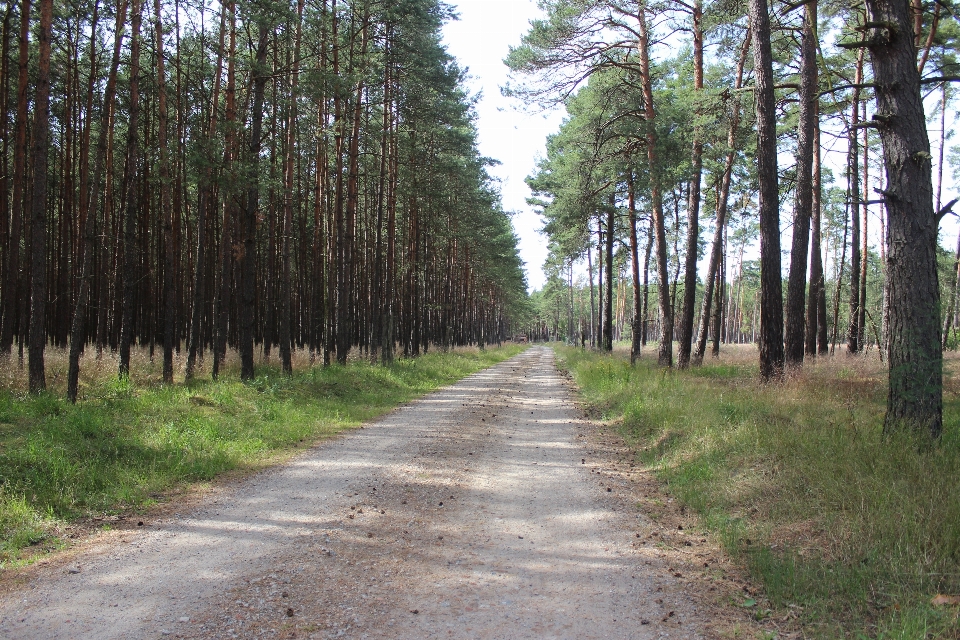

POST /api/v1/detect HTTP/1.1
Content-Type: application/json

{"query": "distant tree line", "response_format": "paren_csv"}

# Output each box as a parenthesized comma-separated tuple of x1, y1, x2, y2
(0, 0, 528, 401)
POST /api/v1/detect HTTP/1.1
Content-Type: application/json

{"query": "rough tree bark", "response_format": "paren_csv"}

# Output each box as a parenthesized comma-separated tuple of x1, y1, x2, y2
(243, 16, 271, 380)
(784, 0, 817, 368)
(1, 0, 29, 357)
(212, 2, 236, 381)
(693, 29, 750, 366)
(278, 0, 304, 375)
(604, 195, 614, 352)
(68, 0, 127, 402)
(638, 4, 673, 367)
(27, 0, 54, 393)
(847, 51, 865, 355)
(749, 0, 785, 381)
(185, 0, 226, 380)
(676, 0, 704, 369)
(118, 0, 143, 378)
(863, 0, 943, 436)
(0, 5, 11, 356)
(628, 174, 642, 364)
(154, 0, 176, 383)
(806, 104, 829, 356)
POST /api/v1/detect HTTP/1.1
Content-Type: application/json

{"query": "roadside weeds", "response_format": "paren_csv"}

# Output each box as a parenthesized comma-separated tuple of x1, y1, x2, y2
(554, 344, 960, 639)
(0, 344, 525, 574)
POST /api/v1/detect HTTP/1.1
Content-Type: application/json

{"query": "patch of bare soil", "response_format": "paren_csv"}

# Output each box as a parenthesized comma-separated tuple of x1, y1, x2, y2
(0, 346, 756, 639)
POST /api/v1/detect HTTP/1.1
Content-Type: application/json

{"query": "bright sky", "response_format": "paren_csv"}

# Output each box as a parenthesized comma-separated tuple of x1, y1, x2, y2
(441, 1, 960, 293)
(442, 0, 564, 292)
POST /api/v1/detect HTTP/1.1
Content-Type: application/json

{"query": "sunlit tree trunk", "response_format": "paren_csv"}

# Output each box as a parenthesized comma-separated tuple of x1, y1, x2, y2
(847, 50, 865, 355)
(864, 0, 942, 436)
(785, 0, 817, 368)
(677, 0, 704, 369)
(637, 4, 672, 367)
(694, 30, 749, 366)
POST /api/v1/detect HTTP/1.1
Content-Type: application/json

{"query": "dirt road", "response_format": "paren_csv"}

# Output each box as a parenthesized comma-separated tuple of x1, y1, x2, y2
(0, 346, 708, 639)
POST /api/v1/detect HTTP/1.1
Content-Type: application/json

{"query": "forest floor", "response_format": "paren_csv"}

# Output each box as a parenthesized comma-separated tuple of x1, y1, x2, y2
(0, 346, 763, 639)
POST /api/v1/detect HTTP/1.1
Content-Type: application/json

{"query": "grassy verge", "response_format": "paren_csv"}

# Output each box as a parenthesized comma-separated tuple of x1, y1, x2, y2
(555, 344, 960, 639)
(0, 344, 524, 567)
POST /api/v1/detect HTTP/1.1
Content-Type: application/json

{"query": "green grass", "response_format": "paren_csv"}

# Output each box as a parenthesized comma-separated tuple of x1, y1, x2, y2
(0, 344, 524, 567)
(555, 344, 960, 639)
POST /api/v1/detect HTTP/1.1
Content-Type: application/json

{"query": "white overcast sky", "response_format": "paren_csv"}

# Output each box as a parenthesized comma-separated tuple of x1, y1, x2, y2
(440, 1, 960, 291)
(441, 0, 564, 292)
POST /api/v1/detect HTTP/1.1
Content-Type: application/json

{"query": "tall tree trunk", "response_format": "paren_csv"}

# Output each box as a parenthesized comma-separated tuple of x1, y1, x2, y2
(212, 2, 236, 380)
(784, 0, 818, 368)
(0, 5, 11, 356)
(381, 108, 398, 365)
(332, 0, 349, 364)
(242, 18, 271, 379)
(278, 0, 303, 375)
(637, 4, 673, 367)
(628, 174, 642, 363)
(807, 103, 828, 356)
(830, 187, 850, 353)
(749, 0, 785, 381)
(642, 231, 651, 346)
(371, 35, 390, 362)
(847, 51, 865, 354)
(917, 2, 940, 75)
(604, 195, 614, 352)
(676, 0, 704, 369)
(587, 244, 595, 347)
(2, 0, 29, 357)
(711, 250, 724, 356)
(153, 0, 176, 383)
(339, 10, 368, 362)
(597, 224, 603, 346)
(936, 90, 960, 349)
(864, 0, 942, 436)
(68, 0, 127, 402)
(27, 0, 54, 393)
(186, 1, 226, 380)
(859, 110, 869, 349)
(693, 30, 750, 366)
(118, 0, 143, 377)
(934, 85, 957, 349)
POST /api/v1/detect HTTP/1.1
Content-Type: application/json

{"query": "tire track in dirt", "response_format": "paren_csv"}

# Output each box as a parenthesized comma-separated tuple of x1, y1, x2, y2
(0, 346, 707, 639)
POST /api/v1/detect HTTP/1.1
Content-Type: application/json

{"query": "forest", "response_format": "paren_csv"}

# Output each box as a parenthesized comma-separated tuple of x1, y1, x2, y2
(1, 0, 959, 634)
(507, 0, 958, 438)
(0, 0, 529, 401)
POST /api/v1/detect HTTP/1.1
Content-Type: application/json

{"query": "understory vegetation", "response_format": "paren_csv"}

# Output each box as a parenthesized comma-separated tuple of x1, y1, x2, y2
(0, 344, 523, 567)
(555, 344, 960, 638)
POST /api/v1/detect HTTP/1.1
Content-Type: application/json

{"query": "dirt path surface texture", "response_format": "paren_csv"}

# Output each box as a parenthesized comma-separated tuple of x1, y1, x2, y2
(0, 346, 709, 639)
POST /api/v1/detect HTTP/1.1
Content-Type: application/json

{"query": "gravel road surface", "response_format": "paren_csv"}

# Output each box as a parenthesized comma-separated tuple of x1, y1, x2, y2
(0, 346, 707, 639)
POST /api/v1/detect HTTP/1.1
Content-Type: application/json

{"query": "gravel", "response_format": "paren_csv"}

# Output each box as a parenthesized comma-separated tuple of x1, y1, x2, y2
(0, 346, 706, 639)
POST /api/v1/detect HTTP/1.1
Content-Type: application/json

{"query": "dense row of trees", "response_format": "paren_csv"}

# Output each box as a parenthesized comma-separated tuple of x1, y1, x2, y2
(0, 0, 528, 400)
(508, 0, 956, 436)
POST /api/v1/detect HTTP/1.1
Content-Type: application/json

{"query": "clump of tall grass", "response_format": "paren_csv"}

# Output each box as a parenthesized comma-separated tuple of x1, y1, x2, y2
(0, 344, 523, 567)
(557, 345, 960, 638)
